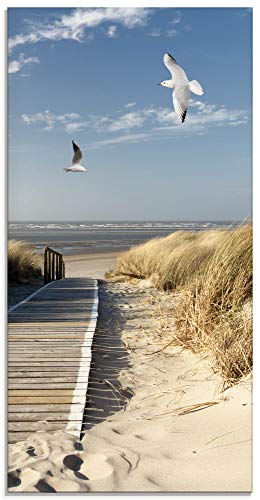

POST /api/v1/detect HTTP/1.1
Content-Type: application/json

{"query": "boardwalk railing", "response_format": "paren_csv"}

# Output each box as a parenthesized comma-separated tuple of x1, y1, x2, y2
(44, 247, 65, 284)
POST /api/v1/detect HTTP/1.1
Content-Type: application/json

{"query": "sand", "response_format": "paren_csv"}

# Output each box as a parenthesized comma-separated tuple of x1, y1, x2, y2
(8, 254, 252, 493)
(64, 252, 120, 279)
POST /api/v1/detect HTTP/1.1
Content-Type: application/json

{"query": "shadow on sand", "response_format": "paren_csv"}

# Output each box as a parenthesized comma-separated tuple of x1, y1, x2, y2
(81, 280, 134, 437)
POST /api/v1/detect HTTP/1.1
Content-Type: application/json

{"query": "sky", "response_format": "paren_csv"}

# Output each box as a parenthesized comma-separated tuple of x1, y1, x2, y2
(8, 7, 252, 222)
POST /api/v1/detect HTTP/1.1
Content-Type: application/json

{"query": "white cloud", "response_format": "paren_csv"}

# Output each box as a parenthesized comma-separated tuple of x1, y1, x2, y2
(147, 10, 182, 38)
(9, 8, 152, 51)
(20, 99, 249, 146)
(154, 99, 248, 131)
(125, 102, 136, 108)
(106, 25, 118, 38)
(22, 110, 80, 131)
(108, 111, 146, 132)
(91, 132, 151, 147)
(8, 53, 39, 74)
(65, 122, 87, 134)
(99, 101, 249, 145)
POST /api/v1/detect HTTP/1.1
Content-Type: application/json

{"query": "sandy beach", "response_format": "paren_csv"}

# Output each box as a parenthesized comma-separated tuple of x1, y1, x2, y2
(64, 252, 121, 279)
(8, 253, 252, 492)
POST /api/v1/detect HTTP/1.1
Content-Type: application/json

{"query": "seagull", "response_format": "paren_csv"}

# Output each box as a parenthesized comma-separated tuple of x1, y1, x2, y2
(63, 140, 88, 172)
(158, 53, 204, 123)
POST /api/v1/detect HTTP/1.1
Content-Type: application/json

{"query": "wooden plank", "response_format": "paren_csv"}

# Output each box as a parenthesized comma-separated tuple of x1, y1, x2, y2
(9, 339, 89, 343)
(9, 336, 87, 340)
(9, 412, 82, 422)
(8, 377, 87, 383)
(8, 351, 91, 357)
(8, 383, 89, 390)
(11, 346, 118, 352)
(9, 389, 75, 396)
(9, 404, 83, 413)
(8, 367, 90, 373)
(9, 396, 74, 404)
(8, 347, 92, 352)
(8, 277, 99, 443)
(8, 357, 91, 361)
(8, 321, 96, 327)
(8, 364, 87, 370)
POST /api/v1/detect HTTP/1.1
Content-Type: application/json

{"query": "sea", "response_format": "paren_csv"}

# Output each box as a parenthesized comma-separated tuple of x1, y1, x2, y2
(8, 221, 239, 256)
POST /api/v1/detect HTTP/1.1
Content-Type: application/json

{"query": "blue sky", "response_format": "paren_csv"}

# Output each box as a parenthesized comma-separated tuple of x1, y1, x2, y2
(8, 7, 252, 221)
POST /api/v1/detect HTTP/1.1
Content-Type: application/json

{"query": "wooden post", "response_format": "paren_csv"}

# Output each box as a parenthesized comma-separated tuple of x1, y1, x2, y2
(51, 252, 55, 281)
(44, 248, 48, 284)
(55, 254, 59, 280)
(44, 247, 64, 283)
(59, 255, 62, 280)
(48, 249, 51, 283)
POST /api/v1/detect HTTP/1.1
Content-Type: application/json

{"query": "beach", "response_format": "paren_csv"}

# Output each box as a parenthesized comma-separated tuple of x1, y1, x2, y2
(64, 251, 120, 279)
(7, 1, 253, 492)
(8, 249, 252, 492)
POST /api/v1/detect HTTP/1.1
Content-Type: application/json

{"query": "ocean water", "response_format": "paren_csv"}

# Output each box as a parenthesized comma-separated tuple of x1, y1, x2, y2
(8, 221, 239, 256)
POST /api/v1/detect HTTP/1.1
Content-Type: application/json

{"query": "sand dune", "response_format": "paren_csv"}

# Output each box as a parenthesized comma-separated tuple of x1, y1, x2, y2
(8, 275, 252, 492)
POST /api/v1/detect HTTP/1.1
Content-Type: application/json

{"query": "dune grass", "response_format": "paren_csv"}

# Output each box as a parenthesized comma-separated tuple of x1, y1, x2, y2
(8, 240, 42, 283)
(107, 224, 252, 384)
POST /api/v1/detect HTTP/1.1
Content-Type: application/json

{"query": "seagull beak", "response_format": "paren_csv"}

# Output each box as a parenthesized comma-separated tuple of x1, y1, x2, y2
(157, 83, 161, 86)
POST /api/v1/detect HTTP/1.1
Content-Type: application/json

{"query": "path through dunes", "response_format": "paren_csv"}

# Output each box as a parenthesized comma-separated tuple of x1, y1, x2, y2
(8, 278, 98, 444)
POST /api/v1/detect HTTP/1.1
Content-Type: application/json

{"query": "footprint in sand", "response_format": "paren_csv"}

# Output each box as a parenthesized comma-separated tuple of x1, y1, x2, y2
(62, 453, 113, 481)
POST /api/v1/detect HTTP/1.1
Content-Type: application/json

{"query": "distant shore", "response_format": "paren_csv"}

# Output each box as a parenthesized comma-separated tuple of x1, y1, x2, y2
(8, 220, 239, 257)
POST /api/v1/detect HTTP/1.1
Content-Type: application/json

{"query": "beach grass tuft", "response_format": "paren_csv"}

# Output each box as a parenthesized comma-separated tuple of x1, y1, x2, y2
(107, 224, 252, 383)
(8, 239, 42, 283)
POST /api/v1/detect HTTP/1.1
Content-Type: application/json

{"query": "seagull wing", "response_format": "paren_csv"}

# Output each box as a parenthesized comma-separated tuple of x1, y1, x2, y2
(164, 53, 189, 84)
(173, 84, 190, 123)
(72, 140, 83, 164)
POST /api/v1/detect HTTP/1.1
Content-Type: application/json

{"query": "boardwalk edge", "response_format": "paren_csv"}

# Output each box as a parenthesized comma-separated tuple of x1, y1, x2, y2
(8, 280, 55, 313)
(66, 280, 99, 437)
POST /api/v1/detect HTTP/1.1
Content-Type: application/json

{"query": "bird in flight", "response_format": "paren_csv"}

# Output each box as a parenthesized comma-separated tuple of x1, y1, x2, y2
(158, 53, 204, 123)
(63, 140, 87, 172)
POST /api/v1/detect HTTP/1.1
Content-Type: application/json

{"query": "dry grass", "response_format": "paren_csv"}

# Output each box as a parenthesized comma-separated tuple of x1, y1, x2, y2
(109, 228, 228, 289)
(107, 224, 252, 383)
(8, 240, 42, 283)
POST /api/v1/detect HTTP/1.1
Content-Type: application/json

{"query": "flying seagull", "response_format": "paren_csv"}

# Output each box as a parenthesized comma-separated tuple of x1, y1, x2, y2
(158, 53, 204, 123)
(63, 140, 87, 172)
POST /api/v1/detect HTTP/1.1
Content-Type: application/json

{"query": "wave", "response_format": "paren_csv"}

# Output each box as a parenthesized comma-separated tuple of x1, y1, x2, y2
(9, 221, 236, 232)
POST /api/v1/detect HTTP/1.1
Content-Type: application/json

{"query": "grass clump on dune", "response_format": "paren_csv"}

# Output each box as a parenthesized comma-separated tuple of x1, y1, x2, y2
(108, 224, 252, 384)
(8, 240, 42, 283)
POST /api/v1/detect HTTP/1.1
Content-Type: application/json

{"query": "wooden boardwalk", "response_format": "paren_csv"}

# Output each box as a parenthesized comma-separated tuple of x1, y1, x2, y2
(8, 277, 98, 444)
